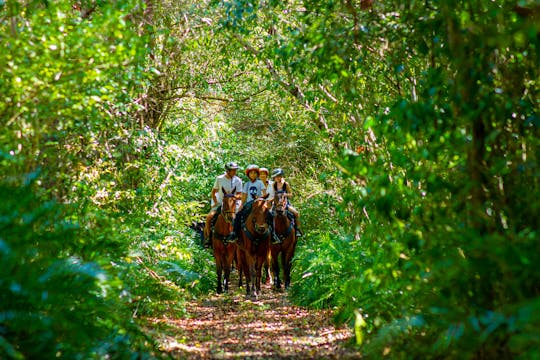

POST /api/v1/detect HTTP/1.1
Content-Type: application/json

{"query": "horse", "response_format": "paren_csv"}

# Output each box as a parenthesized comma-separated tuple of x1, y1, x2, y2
(237, 196, 271, 297)
(269, 191, 298, 289)
(211, 187, 238, 294)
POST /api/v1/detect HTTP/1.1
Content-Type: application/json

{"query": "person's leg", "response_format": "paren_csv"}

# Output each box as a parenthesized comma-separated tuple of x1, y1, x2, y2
(234, 208, 243, 237)
(287, 205, 302, 237)
(204, 210, 217, 247)
(267, 210, 280, 243)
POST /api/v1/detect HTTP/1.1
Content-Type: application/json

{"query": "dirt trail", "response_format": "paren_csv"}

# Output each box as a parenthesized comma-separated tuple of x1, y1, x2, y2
(147, 276, 362, 359)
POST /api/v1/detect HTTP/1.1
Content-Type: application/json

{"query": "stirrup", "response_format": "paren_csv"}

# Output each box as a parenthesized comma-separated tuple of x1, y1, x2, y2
(272, 233, 282, 244)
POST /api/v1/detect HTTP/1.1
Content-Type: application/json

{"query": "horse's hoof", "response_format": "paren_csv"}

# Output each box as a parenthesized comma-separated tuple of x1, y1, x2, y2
(217, 288, 223, 294)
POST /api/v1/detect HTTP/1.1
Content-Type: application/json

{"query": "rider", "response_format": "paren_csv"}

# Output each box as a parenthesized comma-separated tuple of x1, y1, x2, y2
(258, 166, 282, 243)
(271, 168, 303, 237)
(241, 164, 267, 206)
(203, 162, 243, 248)
(234, 164, 266, 236)
(259, 167, 274, 202)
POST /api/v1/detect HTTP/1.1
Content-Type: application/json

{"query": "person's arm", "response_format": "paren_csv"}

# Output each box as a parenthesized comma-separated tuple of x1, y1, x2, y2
(211, 188, 219, 205)
(284, 182, 293, 198)
(211, 177, 220, 204)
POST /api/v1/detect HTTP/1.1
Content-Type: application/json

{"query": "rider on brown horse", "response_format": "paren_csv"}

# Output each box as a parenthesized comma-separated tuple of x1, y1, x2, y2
(271, 168, 302, 239)
(203, 162, 243, 248)
(234, 164, 267, 238)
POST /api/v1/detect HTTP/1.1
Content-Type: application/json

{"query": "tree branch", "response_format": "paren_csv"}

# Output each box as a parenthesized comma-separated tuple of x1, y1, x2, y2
(232, 34, 330, 133)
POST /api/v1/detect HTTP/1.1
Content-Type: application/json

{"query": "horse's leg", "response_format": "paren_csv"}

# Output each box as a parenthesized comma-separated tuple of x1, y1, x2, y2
(242, 252, 252, 296)
(263, 258, 271, 285)
(215, 256, 223, 294)
(282, 247, 290, 289)
(234, 248, 241, 288)
(237, 248, 245, 288)
(224, 244, 235, 292)
(284, 236, 298, 289)
(237, 247, 247, 288)
(271, 247, 281, 290)
(255, 255, 264, 294)
(248, 255, 257, 297)
(215, 240, 228, 294)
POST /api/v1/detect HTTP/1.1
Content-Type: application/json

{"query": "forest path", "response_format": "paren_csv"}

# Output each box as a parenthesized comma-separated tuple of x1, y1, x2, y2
(146, 272, 361, 359)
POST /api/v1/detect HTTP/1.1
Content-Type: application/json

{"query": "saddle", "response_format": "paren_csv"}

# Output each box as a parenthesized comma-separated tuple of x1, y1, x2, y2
(270, 209, 295, 223)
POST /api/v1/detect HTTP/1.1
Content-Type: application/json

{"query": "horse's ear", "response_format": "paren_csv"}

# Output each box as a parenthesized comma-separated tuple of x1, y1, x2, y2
(232, 186, 236, 194)
(222, 186, 228, 195)
(263, 193, 270, 199)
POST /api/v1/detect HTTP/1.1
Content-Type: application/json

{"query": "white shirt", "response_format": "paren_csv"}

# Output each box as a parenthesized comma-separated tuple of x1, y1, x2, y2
(211, 174, 243, 208)
(265, 180, 275, 201)
(243, 179, 266, 201)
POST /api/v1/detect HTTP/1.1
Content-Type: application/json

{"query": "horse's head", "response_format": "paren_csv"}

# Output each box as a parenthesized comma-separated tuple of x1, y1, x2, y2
(250, 197, 270, 235)
(274, 192, 287, 215)
(221, 187, 237, 223)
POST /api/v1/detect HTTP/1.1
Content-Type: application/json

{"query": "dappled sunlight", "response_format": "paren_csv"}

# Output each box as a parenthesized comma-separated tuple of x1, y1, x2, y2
(146, 272, 360, 359)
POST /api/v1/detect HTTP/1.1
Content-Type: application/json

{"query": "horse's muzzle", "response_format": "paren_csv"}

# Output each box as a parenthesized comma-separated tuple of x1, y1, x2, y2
(254, 223, 268, 234)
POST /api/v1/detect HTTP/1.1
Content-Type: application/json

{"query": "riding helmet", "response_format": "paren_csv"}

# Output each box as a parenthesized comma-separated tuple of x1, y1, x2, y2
(271, 168, 284, 178)
(225, 161, 239, 170)
(259, 167, 270, 175)
(245, 164, 260, 176)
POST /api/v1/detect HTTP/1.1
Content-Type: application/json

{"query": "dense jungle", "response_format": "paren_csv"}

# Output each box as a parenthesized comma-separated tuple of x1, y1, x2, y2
(1, 0, 539, 359)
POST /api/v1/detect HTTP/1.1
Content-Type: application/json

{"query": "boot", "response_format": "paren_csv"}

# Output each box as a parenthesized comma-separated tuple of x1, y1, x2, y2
(295, 218, 303, 237)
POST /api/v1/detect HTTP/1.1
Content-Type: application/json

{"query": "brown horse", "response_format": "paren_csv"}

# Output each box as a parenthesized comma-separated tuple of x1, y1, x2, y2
(270, 191, 298, 289)
(237, 196, 271, 297)
(211, 187, 238, 293)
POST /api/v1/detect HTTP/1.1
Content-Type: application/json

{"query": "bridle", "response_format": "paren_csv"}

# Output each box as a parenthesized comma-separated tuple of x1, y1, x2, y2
(221, 193, 237, 224)
(274, 192, 287, 215)
(242, 198, 270, 243)
(272, 192, 294, 241)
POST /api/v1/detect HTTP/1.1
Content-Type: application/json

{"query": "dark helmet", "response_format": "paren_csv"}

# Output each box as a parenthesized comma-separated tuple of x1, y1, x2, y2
(225, 161, 239, 171)
(271, 168, 284, 178)
(259, 167, 269, 175)
(245, 164, 260, 176)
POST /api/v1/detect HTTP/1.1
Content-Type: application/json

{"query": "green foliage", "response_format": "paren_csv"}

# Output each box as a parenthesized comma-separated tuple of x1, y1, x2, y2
(1, 1, 217, 357)
(255, 0, 540, 358)
(2, 0, 538, 358)
(0, 172, 154, 359)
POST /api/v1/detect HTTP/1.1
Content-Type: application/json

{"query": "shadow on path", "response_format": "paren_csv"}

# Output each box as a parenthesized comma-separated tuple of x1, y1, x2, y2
(145, 272, 361, 359)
